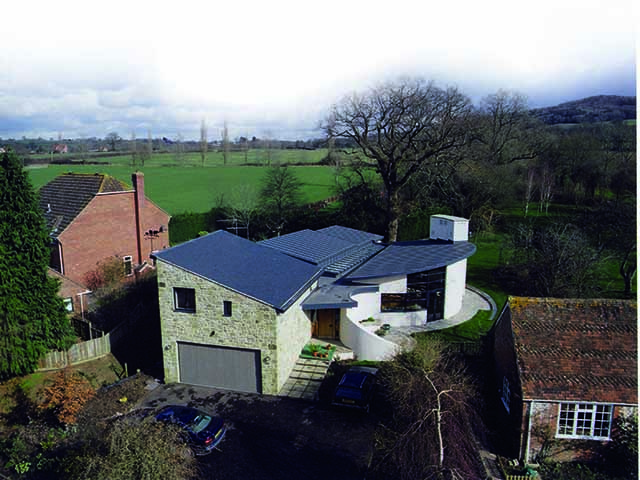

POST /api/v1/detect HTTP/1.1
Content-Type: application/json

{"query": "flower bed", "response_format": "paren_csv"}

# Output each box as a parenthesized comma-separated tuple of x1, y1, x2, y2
(300, 343, 336, 361)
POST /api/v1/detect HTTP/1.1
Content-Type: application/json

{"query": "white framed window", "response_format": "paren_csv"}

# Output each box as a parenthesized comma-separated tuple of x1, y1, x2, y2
(501, 376, 511, 413)
(174, 288, 196, 312)
(557, 403, 613, 440)
(123, 255, 133, 276)
(63, 297, 74, 313)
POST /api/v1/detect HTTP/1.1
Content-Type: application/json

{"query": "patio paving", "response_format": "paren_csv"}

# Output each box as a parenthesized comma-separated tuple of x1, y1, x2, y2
(278, 357, 330, 400)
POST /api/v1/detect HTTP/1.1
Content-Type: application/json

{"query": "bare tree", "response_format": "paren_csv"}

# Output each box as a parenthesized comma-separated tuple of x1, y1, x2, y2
(130, 131, 137, 166)
(145, 130, 152, 166)
(538, 163, 553, 214)
(106, 132, 120, 151)
(174, 133, 184, 163)
(222, 120, 229, 166)
(326, 78, 473, 242)
(524, 167, 536, 216)
(200, 119, 208, 166)
(230, 184, 258, 239)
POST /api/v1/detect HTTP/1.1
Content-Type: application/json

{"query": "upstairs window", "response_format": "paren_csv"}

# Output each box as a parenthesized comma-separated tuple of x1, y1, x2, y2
(223, 301, 232, 317)
(123, 255, 133, 276)
(63, 297, 74, 313)
(174, 288, 196, 312)
(557, 403, 613, 440)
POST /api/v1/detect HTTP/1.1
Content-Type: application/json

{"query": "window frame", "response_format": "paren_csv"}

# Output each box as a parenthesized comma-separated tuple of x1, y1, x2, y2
(501, 376, 511, 413)
(63, 297, 74, 313)
(223, 300, 232, 317)
(173, 287, 196, 313)
(123, 255, 133, 276)
(556, 402, 613, 440)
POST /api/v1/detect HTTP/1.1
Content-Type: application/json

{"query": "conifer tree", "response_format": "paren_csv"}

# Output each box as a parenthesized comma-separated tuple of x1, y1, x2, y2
(0, 150, 73, 379)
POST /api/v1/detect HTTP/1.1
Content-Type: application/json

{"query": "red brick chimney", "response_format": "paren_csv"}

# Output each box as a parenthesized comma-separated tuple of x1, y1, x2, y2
(132, 172, 145, 265)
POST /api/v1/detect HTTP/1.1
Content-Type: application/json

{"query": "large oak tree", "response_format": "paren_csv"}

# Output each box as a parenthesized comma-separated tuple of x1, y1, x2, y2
(0, 150, 73, 379)
(326, 78, 473, 242)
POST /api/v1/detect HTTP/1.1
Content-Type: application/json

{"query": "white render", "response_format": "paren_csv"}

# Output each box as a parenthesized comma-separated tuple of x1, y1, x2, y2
(340, 291, 399, 361)
(444, 259, 467, 318)
(430, 214, 469, 242)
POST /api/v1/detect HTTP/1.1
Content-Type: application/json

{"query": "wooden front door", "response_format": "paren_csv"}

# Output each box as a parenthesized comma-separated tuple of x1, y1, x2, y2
(316, 309, 339, 339)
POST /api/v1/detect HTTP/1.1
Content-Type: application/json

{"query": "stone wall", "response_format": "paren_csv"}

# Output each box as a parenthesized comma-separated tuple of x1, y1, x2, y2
(157, 260, 280, 393)
(157, 260, 312, 395)
(275, 284, 316, 390)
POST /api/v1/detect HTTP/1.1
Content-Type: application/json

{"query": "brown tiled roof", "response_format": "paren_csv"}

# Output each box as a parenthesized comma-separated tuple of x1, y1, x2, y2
(38, 173, 129, 236)
(510, 297, 637, 404)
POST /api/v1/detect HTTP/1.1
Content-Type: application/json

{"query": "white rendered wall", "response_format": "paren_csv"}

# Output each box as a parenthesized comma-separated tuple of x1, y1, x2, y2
(430, 215, 469, 242)
(340, 291, 399, 361)
(444, 259, 467, 318)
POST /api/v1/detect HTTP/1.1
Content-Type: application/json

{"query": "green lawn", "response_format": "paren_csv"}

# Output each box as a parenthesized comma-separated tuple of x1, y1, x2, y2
(27, 164, 339, 215)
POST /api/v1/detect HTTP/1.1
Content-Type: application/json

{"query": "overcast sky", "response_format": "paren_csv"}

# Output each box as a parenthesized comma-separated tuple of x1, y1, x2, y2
(0, 0, 636, 141)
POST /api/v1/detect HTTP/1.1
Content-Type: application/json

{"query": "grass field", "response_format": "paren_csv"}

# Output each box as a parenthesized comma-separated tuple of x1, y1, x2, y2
(27, 164, 339, 215)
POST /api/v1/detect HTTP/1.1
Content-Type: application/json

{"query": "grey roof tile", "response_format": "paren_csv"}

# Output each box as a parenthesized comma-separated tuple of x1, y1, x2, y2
(347, 240, 476, 280)
(154, 230, 322, 311)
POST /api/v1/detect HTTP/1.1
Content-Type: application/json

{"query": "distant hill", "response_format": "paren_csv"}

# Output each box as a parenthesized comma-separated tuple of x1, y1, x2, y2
(530, 95, 636, 125)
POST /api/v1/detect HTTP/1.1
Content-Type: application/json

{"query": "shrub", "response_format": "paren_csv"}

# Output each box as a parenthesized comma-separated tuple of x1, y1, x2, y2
(39, 368, 95, 425)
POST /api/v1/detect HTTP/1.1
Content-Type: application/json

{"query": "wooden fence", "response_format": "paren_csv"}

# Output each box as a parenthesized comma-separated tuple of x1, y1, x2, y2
(38, 333, 111, 370)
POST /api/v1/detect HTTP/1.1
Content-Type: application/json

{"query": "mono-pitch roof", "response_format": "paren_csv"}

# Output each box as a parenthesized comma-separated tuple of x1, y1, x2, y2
(38, 173, 129, 236)
(346, 239, 476, 280)
(154, 230, 322, 311)
(259, 225, 384, 270)
(510, 297, 637, 404)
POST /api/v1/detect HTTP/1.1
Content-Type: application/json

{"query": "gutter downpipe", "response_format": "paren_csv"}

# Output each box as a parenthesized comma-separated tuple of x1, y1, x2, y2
(524, 400, 534, 464)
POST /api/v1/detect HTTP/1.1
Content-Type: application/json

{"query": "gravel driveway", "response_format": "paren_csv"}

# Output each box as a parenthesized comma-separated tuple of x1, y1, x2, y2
(140, 383, 377, 480)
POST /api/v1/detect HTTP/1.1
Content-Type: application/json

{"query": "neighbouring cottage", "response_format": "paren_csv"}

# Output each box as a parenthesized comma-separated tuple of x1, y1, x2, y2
(492, 297, 637, 464)
(154, 214, 475, 395)
(39, 172, 171, 309)
(52, 143, 68, 154)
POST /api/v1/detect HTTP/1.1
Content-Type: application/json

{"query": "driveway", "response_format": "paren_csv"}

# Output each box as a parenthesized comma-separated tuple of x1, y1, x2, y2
(140, 383, 377, 480)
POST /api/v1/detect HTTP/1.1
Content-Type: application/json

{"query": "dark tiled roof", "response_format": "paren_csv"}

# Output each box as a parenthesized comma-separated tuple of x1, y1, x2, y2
(259, 226, 384, 273)
(317, 225, 383, 244)
(347, 239, 476, 280)
(38, 173, 129, 236)
(259, 229, 356, 265)
(154, 230, 322, 311)
(510, 297, 638, 404)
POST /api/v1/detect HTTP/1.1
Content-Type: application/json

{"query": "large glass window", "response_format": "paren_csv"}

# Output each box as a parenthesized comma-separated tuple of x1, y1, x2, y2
(557, 403, 613, 439)
(174, 288, 196, 312)
(381, 267, 445, 312)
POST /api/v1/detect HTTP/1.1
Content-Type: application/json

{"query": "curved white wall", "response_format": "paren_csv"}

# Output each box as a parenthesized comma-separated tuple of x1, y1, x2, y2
(444, 259, 467, 318)
(340, 291, 399, 361)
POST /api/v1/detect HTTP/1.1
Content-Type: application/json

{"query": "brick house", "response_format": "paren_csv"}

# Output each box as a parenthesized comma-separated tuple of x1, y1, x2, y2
(52, 143, 68, 154)
(39, 172, 170, 293)
(154, 215, 475, 395)
(492, 297, 637, 463)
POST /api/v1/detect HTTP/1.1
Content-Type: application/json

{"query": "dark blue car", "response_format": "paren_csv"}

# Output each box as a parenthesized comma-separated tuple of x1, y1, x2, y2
(332, 366, 379, 412)
(155, 405, 227, 455)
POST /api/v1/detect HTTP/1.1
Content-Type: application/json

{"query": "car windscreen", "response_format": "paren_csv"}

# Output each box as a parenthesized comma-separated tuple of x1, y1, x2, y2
(188, 413, 212, 433)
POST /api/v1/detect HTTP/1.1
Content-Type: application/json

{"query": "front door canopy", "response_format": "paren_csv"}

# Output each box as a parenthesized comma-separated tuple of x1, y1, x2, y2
(302, 284, 378, 311)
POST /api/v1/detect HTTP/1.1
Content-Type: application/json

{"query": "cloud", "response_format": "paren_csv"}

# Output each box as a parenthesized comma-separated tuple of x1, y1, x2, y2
(0, 0, 635, 140)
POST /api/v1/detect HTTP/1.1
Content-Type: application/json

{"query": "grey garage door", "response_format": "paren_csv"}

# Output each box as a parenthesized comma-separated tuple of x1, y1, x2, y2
(178, 342, 262, 393)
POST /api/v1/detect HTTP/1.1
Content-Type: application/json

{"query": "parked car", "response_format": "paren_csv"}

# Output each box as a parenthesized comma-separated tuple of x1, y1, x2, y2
(154, 405, 227, 455)
(332, 366, 379, 412)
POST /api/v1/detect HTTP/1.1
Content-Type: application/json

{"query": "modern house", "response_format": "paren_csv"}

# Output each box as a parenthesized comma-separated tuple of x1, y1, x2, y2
(492, 297, 638, 463)
(154, 214, 475, 394)
(39, 172, 170, 306)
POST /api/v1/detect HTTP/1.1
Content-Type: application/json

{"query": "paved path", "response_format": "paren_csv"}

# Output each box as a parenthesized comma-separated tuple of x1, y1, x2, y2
(278, 358, 330, 400)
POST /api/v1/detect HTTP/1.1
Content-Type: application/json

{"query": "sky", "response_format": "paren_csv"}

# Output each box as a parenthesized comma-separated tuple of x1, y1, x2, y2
(0, 0, 636, 141)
